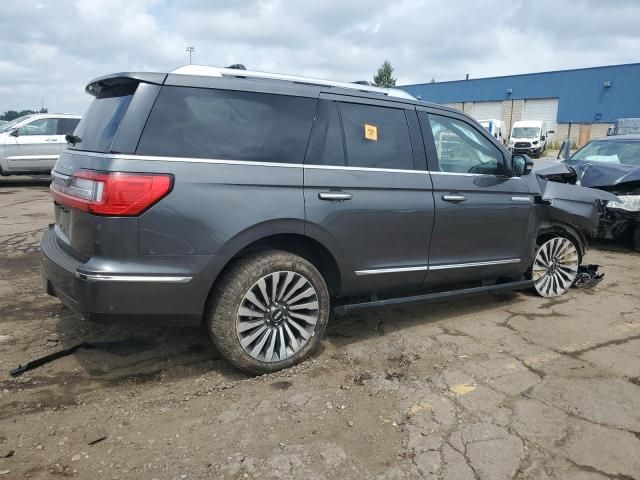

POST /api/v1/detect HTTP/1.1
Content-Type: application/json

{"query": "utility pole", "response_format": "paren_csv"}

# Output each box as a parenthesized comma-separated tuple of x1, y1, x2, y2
(186, 46, 195, 65)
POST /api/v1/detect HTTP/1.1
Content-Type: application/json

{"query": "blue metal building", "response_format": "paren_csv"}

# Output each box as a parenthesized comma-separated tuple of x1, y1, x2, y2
(399, 63, 640, 142)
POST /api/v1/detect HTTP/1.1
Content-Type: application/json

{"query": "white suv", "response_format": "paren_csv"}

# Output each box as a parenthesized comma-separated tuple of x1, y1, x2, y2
(0, 113, 81, 175)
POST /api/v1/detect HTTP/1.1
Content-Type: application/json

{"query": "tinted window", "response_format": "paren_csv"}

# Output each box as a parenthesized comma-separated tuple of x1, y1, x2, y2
(306, 100, 345, 166)
(137, 86, 317, 163)
(339, 103, 413, 170)
(19, 118, 57, 136)
(57, 118, 81, 136)
(71, 88, 135, 152)
(428, 114, 506, 175)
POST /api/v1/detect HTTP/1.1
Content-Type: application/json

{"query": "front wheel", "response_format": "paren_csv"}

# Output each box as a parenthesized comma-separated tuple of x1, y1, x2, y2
(532, 236, 580, 297)
(206, 250, 330, 375)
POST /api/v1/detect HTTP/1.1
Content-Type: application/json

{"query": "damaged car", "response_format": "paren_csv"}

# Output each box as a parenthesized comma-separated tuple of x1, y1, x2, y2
(557, 134, 640, 251)
(41, 66, 618, 374)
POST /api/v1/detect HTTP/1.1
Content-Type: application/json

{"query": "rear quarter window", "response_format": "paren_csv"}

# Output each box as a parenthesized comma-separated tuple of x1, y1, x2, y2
(136, 86, 317, 164)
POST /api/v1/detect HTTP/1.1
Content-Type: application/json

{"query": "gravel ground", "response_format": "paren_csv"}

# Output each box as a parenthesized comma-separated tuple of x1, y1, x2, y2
(1, 176, 639, 480)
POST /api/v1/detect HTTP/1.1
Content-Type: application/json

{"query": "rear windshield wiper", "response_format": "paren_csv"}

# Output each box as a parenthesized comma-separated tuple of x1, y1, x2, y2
(65, 134, 82, 146)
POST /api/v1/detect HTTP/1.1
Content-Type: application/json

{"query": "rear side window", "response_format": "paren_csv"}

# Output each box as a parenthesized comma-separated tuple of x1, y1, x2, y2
(137, 86, 317, 163)
(71, 87, 135, 152)
(339, 103, 414, 170)
(57, 118, 80, 136)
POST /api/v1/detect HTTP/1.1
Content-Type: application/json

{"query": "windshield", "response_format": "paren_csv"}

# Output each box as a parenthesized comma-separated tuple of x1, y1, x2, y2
(0, 115, 32, 132)
(511, 127, 540, 138)
(571, 139, 640, 166)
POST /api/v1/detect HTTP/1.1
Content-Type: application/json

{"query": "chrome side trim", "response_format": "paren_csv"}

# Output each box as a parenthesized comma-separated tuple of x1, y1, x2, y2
(430, 258, 521, 270)
(511, 196, 532, 202)
(6, 154, 59, 160)
(75, 272, 192, 283)
(65, 151, 431, 175)
(355, 265, 430, 276)
(429, 171, 521, 180)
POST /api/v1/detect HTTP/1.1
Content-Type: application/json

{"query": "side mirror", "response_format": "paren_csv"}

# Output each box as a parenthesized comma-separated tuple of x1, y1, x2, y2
(548, 130, 555, 134)
(9, 129, 19, 137)
(541, 135, 546, 141)
(557, 138, 571, 160)
(512, 154, 534, 176)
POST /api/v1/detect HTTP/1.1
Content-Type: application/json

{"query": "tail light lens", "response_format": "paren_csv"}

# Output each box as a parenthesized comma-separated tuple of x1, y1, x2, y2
(51, 170, 173, 216)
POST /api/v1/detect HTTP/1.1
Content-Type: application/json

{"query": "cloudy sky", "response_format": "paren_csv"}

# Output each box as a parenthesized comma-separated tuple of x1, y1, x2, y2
(1, 0, 639, 114)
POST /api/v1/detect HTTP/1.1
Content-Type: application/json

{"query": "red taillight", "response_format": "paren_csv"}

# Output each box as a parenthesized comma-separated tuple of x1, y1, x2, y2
(51, 170, 173, 216)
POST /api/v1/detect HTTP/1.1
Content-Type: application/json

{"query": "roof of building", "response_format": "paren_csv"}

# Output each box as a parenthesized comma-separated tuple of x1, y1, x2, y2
(399, 63, 640, 124)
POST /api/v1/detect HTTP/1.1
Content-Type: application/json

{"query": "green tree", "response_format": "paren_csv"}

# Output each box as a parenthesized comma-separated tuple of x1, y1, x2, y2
(373, 60, 396, 88)
(0, 108, 46, 121)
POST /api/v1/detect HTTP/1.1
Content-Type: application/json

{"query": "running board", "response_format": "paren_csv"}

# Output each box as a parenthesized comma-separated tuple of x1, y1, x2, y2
(333, 280, 534, 316)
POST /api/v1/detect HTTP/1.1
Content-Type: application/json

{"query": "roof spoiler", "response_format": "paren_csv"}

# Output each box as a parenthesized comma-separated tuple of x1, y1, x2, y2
(85, 72, 167, 96)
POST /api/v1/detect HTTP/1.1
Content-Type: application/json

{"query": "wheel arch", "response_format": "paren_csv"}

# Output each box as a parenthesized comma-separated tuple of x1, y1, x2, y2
(202, 223, 344, 321)
(536, 221, 587, 261)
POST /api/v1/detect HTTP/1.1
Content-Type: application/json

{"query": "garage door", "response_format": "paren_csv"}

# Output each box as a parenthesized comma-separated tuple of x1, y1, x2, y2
(523, 98, 559, 134)
(470, 101, 502, 121)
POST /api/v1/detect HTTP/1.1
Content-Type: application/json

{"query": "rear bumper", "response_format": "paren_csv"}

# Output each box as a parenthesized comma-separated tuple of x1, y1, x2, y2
(40, 226, 226, 324)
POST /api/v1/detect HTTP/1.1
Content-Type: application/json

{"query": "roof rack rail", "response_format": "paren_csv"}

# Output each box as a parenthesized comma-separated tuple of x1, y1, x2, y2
(169, 65, 416, 100)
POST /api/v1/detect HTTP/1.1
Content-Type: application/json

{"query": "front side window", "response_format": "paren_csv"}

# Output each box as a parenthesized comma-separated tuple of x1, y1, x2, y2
(137, 86, 317, 163)
(18, 118, 58, 136)
(339, 102, 414, 170)
(428, 114, 507, 175)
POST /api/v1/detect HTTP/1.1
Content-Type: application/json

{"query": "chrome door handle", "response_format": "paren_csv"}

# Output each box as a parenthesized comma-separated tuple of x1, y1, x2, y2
(318, 191, 353, 201)
(45, 138, 58, 142)
(442, 194, 467, 202)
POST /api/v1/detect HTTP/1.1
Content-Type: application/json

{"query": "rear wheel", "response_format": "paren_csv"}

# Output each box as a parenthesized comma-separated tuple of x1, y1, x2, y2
(206, 250, 330, 374)
(532, 236, 580, 297)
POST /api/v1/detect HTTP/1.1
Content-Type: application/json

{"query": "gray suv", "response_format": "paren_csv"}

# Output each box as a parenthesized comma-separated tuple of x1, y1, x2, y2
(41, 65, 616, 374)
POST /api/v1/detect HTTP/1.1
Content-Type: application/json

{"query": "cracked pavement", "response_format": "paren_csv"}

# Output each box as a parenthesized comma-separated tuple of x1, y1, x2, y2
(1, 178, 640, 480)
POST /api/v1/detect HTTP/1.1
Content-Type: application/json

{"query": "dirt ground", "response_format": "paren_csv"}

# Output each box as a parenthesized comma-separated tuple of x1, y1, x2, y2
(1, 176, 639, 480)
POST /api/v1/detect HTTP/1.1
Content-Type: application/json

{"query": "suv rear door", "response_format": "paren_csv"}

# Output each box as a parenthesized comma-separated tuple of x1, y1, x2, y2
(304, 95, 434, 296)
(418, 108, 534, 285)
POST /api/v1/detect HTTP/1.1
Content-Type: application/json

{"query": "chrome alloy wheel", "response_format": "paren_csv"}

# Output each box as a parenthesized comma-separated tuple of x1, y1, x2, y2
(532, 237, 579, 297)
(236, 271, 319, 362)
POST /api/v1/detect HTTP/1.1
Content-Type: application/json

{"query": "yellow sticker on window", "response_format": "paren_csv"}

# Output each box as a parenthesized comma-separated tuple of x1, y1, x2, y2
(364, 124, 378, 141)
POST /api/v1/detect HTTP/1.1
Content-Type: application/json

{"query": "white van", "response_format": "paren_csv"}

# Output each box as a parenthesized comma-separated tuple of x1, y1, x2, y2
(479, 119, 506, 144)
(508, 120, 550, 158)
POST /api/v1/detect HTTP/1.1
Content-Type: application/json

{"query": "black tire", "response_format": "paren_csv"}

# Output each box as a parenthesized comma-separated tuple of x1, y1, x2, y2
(206, 250, 330, 375)
(633, 226, 640, 253)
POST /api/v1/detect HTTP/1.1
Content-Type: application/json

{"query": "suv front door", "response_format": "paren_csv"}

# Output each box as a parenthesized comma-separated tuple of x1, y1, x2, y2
(5, 117, 62, 172)
(419, 110, 534, 286)
(304, 96, 434, 296)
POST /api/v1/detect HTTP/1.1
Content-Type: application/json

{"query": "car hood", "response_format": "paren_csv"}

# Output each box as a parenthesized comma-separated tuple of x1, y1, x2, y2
(564, 159, 640, 192)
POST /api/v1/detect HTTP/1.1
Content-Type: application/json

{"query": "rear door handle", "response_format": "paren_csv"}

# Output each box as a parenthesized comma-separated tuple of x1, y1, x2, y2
(318, 191, 353, 202)
(442, 194, 467, 202)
